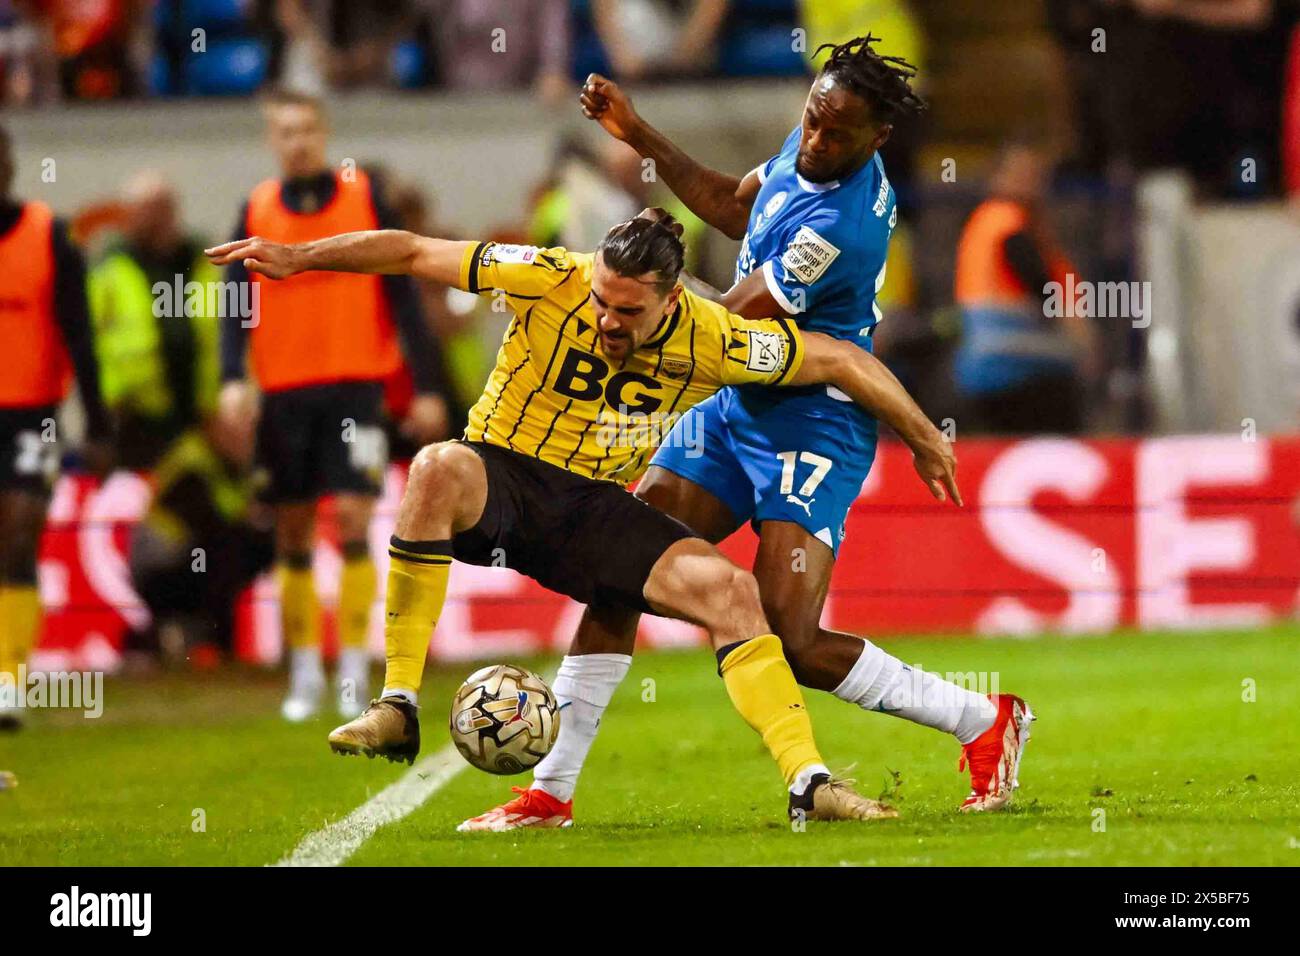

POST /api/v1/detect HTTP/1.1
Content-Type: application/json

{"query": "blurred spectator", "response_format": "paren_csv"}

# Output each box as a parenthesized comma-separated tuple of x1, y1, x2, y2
(366, 164, 475, 444)
(321, 0, 415, 89)
(872, 219, 961, 423)
(257, 0, 331, 95)
(88, 171, 221, 471)
(798, 0, 922, 77)
(34, 0, 147, 99)
(1050, 0, 1288, 197)
(591, 0, 729, 80)
(529, 136, 718, 283)
(127, 416, 273, 665)
(417, 0, 570, 99)
(952, 143, 1097, 435)
(217, 89, 452, 719)
(255, 0, 419, 93)
(1, 0, 57, 104)
(532, 138, 641, 250)
(0, 122, 112, 728)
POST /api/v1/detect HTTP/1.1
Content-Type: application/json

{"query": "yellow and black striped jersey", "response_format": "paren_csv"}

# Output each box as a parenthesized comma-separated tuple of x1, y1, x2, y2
(459, 241, 805, 485)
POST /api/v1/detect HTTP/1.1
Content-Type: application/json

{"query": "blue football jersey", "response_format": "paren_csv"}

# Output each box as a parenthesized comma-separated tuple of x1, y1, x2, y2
(734, 125, 897, 418)
(650, 128, 898, 552)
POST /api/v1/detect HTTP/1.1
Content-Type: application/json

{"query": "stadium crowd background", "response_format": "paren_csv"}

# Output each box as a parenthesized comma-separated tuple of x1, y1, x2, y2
(1, 0, 1299, 665)
(4, 1, 1297, 437)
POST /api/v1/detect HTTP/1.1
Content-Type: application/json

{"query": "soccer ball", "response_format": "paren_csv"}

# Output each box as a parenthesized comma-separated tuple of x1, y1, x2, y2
(448, 664, 560, 775)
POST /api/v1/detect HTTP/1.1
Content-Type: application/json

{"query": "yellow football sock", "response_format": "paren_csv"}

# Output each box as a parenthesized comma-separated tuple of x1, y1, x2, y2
(0, 585, 41, 679)
(0, 588, 11, 679)
(338, 545, 376, 650)
(278, 557, 319, 651)
(383, 537, 452, 696)
(719, 633, 824, 788)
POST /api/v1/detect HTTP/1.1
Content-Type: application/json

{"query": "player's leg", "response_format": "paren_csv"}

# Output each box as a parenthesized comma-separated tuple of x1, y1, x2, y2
(275, 501, 324, 721)
(640, 537, 894, 820)
(254, 387, 328, 720)
(0, 489, 48, 730)
(327, 440, 487, 762)
(334, 492, 376, 717)
(754, 518, 999, 734)
(737, 407, 1030, 809)
(753, 521, 1029, 812)
(328, 382, 389, 717)
(0, 407, 59, 730)
(524, 467, 742, 807)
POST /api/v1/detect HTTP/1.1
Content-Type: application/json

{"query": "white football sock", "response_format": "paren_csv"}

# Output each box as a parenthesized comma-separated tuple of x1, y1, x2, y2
(530, 653, 632, 802)
(288, 646, 325, 690)
(791, 762, 831, 796)
(380, 687, 418, 706)
(834, 641, 998, 745)
(338, 647, 369, 686)
(337, 647, 370, 713)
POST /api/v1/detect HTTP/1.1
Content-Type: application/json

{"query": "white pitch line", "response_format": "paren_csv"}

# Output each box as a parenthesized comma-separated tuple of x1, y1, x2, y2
(273, 743, 466, 868)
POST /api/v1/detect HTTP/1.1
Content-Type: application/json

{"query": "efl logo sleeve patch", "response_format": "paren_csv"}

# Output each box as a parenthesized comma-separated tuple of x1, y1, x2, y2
(779, 226, 840, 285)
(745, 329, 787, 374)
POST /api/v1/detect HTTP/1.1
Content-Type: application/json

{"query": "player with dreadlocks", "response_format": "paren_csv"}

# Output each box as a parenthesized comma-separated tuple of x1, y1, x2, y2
(461, 35, 1033, 832)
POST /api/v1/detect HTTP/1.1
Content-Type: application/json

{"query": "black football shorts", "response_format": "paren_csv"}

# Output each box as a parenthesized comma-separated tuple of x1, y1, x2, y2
(452, 440, 698, 612)
(0, 404, 60, 495)
(256, 380, 389, 503)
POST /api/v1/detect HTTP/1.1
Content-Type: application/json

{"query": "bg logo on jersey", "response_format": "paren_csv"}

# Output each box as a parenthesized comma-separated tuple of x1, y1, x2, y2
(551, 347, 664, 414)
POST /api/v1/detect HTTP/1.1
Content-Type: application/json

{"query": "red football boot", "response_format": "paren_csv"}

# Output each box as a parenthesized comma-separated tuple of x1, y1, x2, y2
(957, 694, 1034, 812)
(457, 786, 574, 832)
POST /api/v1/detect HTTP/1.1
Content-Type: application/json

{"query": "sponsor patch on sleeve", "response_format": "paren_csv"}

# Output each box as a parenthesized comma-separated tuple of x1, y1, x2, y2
(486, 243, 538, 265)
(745, 329, 787, 374)
(779, 226, 840, 285)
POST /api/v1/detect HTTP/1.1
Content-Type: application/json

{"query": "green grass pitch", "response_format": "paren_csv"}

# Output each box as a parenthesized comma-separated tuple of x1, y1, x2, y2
(1, 625, 1297, 866)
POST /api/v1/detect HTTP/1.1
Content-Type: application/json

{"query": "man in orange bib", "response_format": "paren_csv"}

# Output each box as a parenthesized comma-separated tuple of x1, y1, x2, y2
(0, 124, 113, 730)
(217, 91, 451, 722)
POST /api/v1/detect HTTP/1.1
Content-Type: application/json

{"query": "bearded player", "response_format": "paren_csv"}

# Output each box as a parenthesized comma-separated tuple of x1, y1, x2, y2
(463, 36, 1032, 832)
(208, 209, 962, 822)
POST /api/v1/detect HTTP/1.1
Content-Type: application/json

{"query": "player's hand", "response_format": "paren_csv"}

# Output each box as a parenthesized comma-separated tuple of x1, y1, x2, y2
(401, 393, 451, 446)
(204, 236, 304, 280)
(912, 437, 963, 507)
(579, 73, 640, 143)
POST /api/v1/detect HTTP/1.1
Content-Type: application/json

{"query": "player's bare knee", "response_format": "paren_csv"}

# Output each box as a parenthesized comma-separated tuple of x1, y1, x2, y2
(401, 442, 483, 531)
(405, 442, 459, 507)
(334, 497, 374, 544)
(699, 564, 766, 640)
(275, 505, 315, 556)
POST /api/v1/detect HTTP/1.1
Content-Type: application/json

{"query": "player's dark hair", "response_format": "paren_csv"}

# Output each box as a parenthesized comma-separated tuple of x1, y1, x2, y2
(813, 34, 927, 124)
(596, 211, 686, 296)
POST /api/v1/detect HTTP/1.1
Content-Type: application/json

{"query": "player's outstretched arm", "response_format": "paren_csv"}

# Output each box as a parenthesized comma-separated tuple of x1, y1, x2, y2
(793, 333, 963, 506)
(205, 232, 475, 287)
(580, 74, 759, 240)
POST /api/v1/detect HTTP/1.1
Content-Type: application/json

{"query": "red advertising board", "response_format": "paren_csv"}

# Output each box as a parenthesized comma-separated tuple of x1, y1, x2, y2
(30, 435, 1300, 671)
